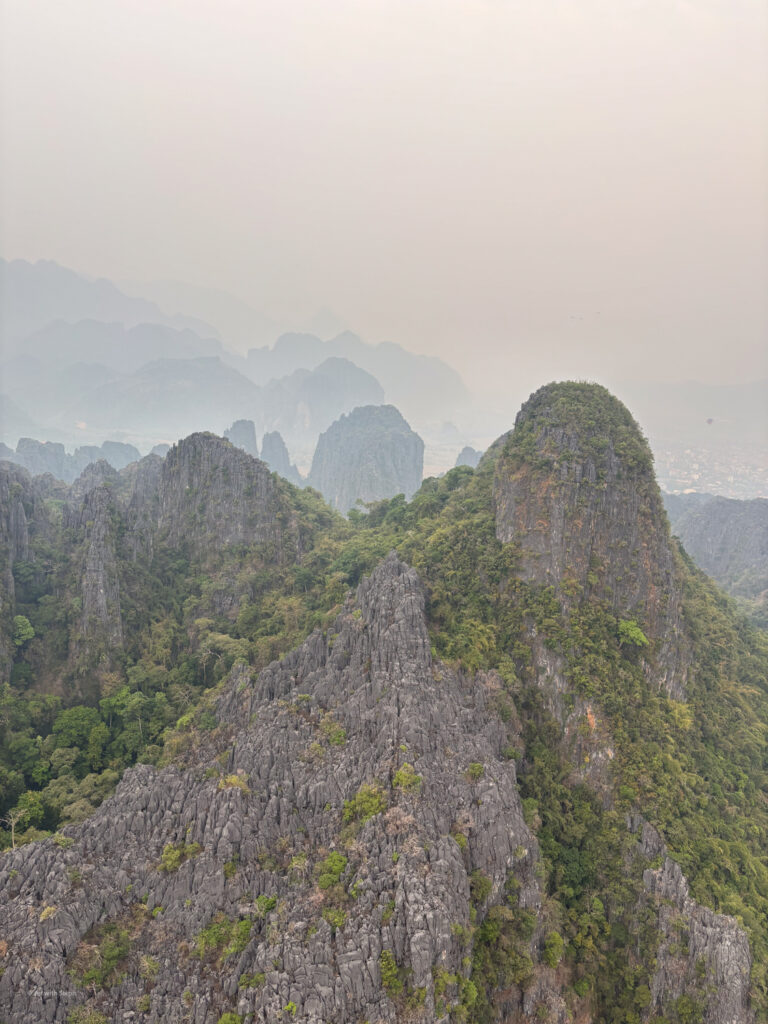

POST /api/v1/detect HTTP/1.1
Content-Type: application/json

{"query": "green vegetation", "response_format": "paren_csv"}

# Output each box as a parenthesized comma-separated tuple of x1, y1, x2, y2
(542, 930, 564, 968)
(70, 922, 131, 988)
(379, 949, 403, 997)
(342, 784, 387, 826)
(392, 762, 421, 792)
(469, 870, 492, 905)
(194, 914, 252, 961)
(239, 971, 265, 988)
(67, 1010, 109, 1024)
(617, 618, 649, 648)
(13, 615, 35, 647)
(322, 906, 347, 930)
(218, 773, 250, 792)
(314, 851, 347, 890)
(255, 894, 277, 916)
(158, 839, 201, 872)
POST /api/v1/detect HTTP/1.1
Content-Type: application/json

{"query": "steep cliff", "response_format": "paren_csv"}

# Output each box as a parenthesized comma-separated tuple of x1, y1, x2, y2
(260, 430, 303, 486)
(65, 484, 124, 654)
(493, 382, 689, 698)
(308, 405, 424, 514)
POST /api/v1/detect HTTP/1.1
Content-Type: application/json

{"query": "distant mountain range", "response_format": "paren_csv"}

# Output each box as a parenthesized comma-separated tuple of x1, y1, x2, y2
(2, 258, 766, 498)
(1, 259, 466, 453)
(0, 258, 216, 348)
(247, 330, 469, 422)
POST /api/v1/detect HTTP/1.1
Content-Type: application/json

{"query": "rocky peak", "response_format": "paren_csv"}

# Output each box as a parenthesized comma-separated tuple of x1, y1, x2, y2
(70, 459, 120, 503)
(66, 483, 123, 651)
(308, 405, 424, 514)
(260, 430, 302, 486)
(224, 419, 259, 458)
(493, 382, 689, 696)
(455, 445, 482, 469)
(155, 433, 298, 561)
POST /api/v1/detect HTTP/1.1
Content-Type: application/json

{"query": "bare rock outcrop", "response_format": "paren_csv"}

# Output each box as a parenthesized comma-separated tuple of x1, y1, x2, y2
(0, 555, 545, 1024)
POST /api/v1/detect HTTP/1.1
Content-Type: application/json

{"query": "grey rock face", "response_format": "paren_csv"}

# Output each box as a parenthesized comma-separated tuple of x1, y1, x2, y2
(155, 433, 298, 561)
(0, 554, 544, 1024)
(308, 405, 424, 514)
(2, 438, 141, 483)
(260, 430, 302, 486)
(635, 820, 753, 1024)
(225, 419, 259, 458)
(69, 460, 120, 503)
(13, 438, 68, 479)
(455, 446, 482, 469)
(493, 383, 690, 698)
(65, 484, 123, 650)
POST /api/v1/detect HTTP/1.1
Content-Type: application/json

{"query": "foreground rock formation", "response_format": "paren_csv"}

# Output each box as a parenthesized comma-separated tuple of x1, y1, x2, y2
(0, 383, 761, 1024)
(0, 556, 546, 1023)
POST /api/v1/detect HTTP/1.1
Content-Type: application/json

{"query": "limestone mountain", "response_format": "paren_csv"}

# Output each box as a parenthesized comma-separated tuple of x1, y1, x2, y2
(308, 405, 424, 513)
(455, 446, 483, 469)
(260, 431, 303, 486)
(258, 357, 385, 452)
(1, 437, 141, 483)
(492, 382, 689, 698)
(0, 258, 216, 351)
(246, 331, 468, 424)
(1, 383, 767, 1024)
(224, 420, 260, 459)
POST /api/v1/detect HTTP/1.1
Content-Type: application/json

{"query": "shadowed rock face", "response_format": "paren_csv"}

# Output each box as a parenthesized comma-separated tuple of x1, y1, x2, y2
(66, 484, 123, 651)
(0, 555, 546, 1024)
(308, 405, 424, 514)
(493, 382, 690, 698)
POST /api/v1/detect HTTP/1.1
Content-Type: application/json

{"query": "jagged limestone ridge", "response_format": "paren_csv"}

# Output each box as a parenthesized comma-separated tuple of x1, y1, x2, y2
(0, 555, 543, 1024)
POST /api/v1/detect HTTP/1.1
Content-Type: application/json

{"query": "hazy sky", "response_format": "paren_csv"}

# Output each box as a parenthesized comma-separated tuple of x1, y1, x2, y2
(1, 0, 766, 394)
